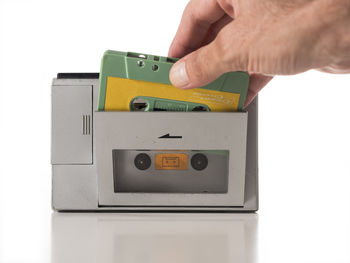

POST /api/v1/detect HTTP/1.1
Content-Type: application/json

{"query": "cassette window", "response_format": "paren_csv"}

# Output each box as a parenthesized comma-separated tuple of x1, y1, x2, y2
(112, 150, 229, 194)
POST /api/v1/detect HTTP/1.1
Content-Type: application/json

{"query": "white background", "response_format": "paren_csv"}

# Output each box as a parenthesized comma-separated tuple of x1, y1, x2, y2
(0, 0, 350, 262)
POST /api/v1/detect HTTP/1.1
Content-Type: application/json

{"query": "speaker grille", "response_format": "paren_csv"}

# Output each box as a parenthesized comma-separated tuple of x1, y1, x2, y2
(82, 115, 91, 135)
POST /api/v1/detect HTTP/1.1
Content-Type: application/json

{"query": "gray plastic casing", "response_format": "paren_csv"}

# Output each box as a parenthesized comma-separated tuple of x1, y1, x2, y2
(51, 75, 258, 211)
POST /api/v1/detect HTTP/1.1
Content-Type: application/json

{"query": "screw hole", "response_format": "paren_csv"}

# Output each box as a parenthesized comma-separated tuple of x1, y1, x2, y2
(152, 65, 159, 71)
(167, 57, 177, 63)
(137, 60, 145, 67)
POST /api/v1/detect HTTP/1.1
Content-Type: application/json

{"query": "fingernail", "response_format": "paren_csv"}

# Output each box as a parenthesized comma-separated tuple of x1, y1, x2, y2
(170, 61, 189, 88)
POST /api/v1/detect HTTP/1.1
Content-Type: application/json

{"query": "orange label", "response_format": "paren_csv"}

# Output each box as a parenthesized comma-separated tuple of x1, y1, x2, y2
(155, 153, 188, 170)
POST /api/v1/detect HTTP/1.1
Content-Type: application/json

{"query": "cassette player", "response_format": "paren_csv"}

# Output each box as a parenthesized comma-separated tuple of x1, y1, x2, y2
(51, 53, 258, 212)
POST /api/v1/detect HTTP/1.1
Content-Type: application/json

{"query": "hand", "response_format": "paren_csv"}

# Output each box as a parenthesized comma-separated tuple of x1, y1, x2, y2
(168, 0, 350, 107)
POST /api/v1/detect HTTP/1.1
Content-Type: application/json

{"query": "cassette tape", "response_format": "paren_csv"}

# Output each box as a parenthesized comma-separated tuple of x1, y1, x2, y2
(112, 150, 229, 193)
(97, 50, 250, 112)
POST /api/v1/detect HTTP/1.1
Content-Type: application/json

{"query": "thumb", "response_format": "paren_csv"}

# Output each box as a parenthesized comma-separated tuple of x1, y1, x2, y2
(169, 41, 228, 89)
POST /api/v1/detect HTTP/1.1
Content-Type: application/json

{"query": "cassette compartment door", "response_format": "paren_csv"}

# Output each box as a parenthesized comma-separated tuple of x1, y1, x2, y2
(96, 112, 248, 207)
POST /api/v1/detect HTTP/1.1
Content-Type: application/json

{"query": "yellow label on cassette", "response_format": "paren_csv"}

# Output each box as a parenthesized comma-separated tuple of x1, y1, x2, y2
(155, 153, 188, 170)
(105, 77, 241, 112)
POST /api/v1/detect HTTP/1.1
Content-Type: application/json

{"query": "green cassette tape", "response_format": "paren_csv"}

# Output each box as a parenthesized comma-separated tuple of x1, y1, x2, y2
(98, 50, 250, 112)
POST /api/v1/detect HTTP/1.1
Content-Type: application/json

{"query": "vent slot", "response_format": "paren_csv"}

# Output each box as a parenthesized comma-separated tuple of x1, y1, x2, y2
(166, 57, 177, 63)
(127, 52, 148, 59)
(82, 115, 91, 135)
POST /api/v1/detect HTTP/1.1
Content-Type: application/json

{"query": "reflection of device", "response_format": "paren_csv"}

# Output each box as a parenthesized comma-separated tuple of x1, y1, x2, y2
(52, 213, 258, 263)
(51, 73, 258, 211)
(98, 50, 249, 112)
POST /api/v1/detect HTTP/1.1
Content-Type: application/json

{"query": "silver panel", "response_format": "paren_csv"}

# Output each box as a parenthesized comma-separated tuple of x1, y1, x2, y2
(52, 85, 92, 164)
(243, 99, 259, 211)
(96, 111, 248, 207)
(52, 165, 97, 210)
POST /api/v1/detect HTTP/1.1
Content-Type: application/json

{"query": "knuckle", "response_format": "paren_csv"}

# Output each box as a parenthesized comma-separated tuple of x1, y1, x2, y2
(213, 33, 230, 63)
(186, 52, 209, 84)
(214, 31, 248, 72)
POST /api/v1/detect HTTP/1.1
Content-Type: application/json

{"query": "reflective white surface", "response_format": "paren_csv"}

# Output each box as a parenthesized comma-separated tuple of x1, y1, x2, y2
(52, 213, 257, 263)
(50, 211, 350, 263)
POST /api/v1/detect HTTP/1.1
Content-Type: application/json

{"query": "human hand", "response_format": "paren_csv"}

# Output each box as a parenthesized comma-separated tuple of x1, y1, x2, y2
(168, 0, 350, 107)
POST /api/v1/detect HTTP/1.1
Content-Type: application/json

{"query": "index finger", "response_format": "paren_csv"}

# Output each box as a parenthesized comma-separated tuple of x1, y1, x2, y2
(168, 0, 225, 58)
